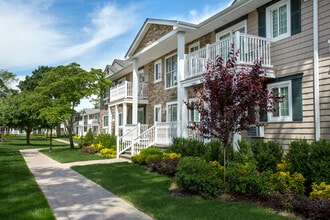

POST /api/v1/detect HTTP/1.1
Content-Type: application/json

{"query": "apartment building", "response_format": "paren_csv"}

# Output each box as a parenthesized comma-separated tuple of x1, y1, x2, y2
(100, 0, 330, 157)
(75, 108, 100, 137)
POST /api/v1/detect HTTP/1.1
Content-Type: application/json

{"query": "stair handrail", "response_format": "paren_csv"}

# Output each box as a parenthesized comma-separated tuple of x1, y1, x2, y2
(116, 124, 139, 158)
(130, 125, 155, 156)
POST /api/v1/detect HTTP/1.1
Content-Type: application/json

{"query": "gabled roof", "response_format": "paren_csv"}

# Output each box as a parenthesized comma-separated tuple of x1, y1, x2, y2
(82, 108, 99, 115)
(124, 0, 272, 66)
(125, 18, 197, 59)
(104, 59, 132, 80)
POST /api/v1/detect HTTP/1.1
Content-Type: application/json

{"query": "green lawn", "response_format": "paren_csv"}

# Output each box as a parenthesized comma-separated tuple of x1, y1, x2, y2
(0, 136, 56, 219)
(40, 146, 105, 163)
(73, 163, 295, 220)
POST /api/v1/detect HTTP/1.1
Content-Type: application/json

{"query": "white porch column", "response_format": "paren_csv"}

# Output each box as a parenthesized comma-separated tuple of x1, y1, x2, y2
(181, 86, 188, 138)
(234, 31, 240, 63)
(177, 31, 185, 137)
(114, 105, 119, 136)
(132, 58, 139, 125)
(108, 105, 112, 134)
(123, 102, 127, 125)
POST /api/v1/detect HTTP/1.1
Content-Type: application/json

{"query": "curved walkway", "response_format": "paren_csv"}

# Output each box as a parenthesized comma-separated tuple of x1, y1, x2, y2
(20, 149, 153, 220)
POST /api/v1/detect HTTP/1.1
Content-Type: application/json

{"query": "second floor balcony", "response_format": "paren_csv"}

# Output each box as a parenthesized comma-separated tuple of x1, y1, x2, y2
(109, 81, 149, 103)
(185, 32, 273, 80)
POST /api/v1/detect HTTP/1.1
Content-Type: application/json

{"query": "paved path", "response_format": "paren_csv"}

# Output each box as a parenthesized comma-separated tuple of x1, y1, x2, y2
(20, 149, 153, 220)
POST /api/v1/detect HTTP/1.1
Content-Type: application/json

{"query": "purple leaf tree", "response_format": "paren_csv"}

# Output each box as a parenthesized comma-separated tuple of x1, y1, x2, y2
(186, 44, 280, 173)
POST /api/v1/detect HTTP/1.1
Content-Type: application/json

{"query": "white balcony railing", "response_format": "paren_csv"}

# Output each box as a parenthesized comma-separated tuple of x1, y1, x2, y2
(109, 81, 148, 103)
(185, 32, 272, 79)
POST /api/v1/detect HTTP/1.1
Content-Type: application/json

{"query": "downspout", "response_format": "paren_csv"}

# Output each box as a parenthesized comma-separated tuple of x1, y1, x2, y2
(313, 0, 320, 141)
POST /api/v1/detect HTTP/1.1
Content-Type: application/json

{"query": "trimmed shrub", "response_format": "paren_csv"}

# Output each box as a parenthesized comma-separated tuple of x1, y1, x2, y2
(94, 133, 116, 149)
(270, 171, 306, 195)
(176, 157, 223, 198)
(308, 140, 330, 184)
(82, 145, 97, 154)
(225, 160, 270, 196)
(169, 137, 205, 157)
(131, 147, 163, 165)
(286, 139, 310, 178)
(99, 148, 116, 158)
(268, 192, 330, 220)
(310, 182, 330, 200)
(286, 139, 330, 193)
(204, 141, 223, 162)
(251, 141, 283, 172)
(83, 128, 94, 146)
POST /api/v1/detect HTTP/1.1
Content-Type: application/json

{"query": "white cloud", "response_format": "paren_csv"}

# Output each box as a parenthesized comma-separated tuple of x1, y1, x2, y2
(174, 2, 231, 24)
(0, 1, 138, 74)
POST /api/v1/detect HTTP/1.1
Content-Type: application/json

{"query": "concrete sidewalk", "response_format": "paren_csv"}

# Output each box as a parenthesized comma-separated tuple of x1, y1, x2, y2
(20, 149, 153, 220)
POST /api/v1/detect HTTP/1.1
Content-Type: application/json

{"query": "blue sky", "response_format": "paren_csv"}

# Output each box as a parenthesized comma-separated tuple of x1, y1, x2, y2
(0, 0, 233, 80)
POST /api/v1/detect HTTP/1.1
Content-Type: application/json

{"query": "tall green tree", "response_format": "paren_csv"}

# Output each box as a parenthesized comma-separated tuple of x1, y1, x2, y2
(18, 66, 52, 92)
(0, 92, 45, 144)
(35, 62, 111, 149)
(0, 69, 18, 97)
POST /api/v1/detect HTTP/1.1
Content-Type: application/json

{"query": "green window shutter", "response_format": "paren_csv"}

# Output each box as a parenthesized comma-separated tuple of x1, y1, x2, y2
(292, 77, 302, 121)
(257, 7, 266, 37)
(291, 0, 301, 35)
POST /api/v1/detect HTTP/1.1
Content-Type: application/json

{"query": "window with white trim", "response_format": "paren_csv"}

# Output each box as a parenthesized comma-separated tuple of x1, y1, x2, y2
(266, 0, 290, 41)
(154, 60, 162, 83)
(103, 115, 109, 127)
(118, 112, 123, 126)
(267, 81, 292, 122)
(188, 98, 200, 123)
(154, 105, 162, 122)
(189, 41, 200, 53)
(166, 102, 177, 122)
(165, 54, 177, 88)
(215, 20, 246, 41)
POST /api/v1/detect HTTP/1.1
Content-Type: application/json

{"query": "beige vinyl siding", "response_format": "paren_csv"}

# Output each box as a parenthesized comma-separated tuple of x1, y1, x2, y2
(249, 1, 316, 147)
(318, 0, 330, 139)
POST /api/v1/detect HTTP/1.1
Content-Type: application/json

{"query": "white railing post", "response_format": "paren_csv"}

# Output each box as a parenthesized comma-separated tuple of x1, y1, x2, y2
(116, 134, 120, 159)
(234, 31, 240, 63)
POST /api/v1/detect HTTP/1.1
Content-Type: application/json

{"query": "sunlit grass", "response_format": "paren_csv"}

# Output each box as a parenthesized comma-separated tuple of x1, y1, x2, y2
(40, 146, 105, 163)
(0, 136, 55, 219)
(73, 162, 295, 220)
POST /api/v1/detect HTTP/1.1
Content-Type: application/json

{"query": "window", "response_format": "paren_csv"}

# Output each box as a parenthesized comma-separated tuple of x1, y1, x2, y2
(267, 81, 292, 122)
(165, 54, 177, 88)
(103, 115, 109, 127)
(154, 60, 162, 83)
(118, 112, 123, 126)
(166, 102, 177, 122)
(104, 87, 110, 98)
(189, 41, 200, 53)
(188, 99, 200, 123)
(154, 105, 162, 122)
(266, 0, 290, 41)
(258, 0, 300, 38)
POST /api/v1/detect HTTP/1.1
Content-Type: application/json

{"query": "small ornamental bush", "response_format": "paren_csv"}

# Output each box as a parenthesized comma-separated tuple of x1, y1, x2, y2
(285, 139, 310, 178)
(94, 133, 116, 149)
(225, 160, 269, 196)
(271, 171, 306, 195)
(308, 140, 330, 184)
(131, 147, 163, 165)
(82, 145, 97, 154)
(176, 157, 223, 199)
(310, 182, 330, 200)
(251, 141, 283, 172)
(99, 148, 116, 158)
(204, 141, 223, 162)
(169, 137, 205, 157)
(82, 128, 94, 146)
(147, 152, 181, 176)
